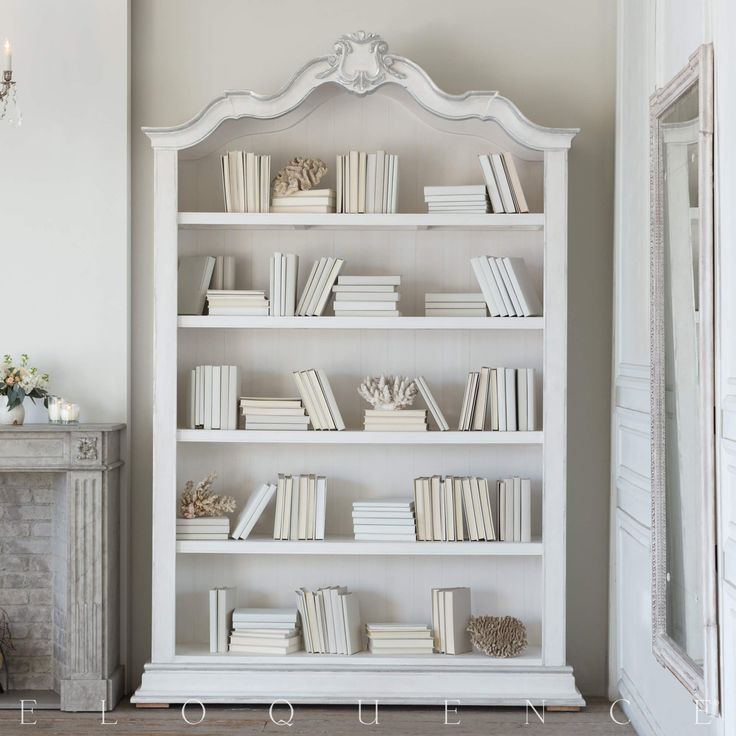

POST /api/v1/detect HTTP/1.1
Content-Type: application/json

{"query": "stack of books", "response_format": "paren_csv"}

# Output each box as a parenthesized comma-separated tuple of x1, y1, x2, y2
(272, 474, 327, 540)
(209, 587, 236, 653)
(336, 151, 399, 214)
(352, 499, 417, 541)
(296, 256, 345, 316)
(292, 369, 345, 430)
(207, 290, 269, 316)
(415, 376, 449, 431)
(471, 256, 542, 317)
(240, 396, 310, 431)
(413, 475, 532, 543)
(366, 624, 434, 655)
(270, 189, 336, 214)
(431, 587, 472, 654)
(497, 477, 533, 542)
(478, 152, 529, 214)
(332, 275, 401, 317)
(295, 586, 363, 654)
(364, 409, 427, 432)
(230, 482, 278, 540)
(414, 475, 495, 542)
(424, 292, 488, 317)
(269, 253, 299, 316)
(228, 608, 302, 655)
(220, 151, 271, 213)
(177, 517, 230, 541)
(424, 185, 490, 213)
(188, 365, 240, 430)
(458, 367, 536, 431)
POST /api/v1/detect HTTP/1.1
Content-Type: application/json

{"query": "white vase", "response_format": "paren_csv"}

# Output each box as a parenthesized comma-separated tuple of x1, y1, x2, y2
(0, 403, 25, 426)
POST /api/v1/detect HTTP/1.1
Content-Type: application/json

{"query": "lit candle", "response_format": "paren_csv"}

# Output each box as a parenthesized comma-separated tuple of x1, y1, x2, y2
(3, 40, 11, 72)
(47, 396, 63, 423)
(60, 402, 73, 422)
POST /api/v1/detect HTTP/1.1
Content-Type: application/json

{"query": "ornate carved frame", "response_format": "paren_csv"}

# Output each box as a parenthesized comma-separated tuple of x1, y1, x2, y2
(649, 43, 718, 714)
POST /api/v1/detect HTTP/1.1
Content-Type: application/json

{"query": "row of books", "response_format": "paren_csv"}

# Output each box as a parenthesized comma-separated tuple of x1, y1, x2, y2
(367, 624, 434, 655)
(432, 587, 472, 654)
(471, 256, 542, 317)
(333, 275, 401, 317)
(292, 368, 345, 430)
(296, 586, 363, 654)
(425, 292, 487, 318)
(273, 474, 327, 540)
(337, 151, 399, 214)
(270, 189, 335, 214)
(207, 289, 269, 316)
(424, 185, 490, 214)
(363, 409, 427, 432)
(413, 475, 532, 543)
(477, 152, 529, 214)
(352, 499, 416, 541)
(188, 365, 240, 430)
(459, 367, 537, 432)
(240, 396, 310, 431)
(269, 253, 299, 316)
(230, 482, 277, 540)
(221, 151, 271, 213)
(229, 608, 302, 655)
(297, 256, 344, 316)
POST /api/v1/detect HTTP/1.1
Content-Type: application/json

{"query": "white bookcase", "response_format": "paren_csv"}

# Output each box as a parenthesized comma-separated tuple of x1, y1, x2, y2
(132, 31, 583, 706)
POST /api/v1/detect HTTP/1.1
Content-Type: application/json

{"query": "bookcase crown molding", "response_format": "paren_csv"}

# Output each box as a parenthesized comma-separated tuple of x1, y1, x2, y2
(142, 31, 579, 152)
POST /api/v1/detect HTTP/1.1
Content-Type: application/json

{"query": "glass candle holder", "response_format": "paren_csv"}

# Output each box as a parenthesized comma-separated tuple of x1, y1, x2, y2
(47, 396, 64, 424)
(60, 402, 80, 424)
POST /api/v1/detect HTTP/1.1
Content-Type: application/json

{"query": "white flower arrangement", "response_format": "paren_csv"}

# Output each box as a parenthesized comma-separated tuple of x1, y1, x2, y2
(1, 354, 49, 410)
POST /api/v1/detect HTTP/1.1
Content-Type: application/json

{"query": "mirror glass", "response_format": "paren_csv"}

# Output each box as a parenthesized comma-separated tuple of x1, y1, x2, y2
(660, 80, 704, 665)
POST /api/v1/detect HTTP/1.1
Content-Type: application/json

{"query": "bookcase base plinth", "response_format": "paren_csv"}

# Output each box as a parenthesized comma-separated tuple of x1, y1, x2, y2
(131, 661, 585, 707)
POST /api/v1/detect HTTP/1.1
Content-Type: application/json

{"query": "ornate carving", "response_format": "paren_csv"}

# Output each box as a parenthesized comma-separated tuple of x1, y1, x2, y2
(316, 31, 406, 93)
(75, 437, 99, 462)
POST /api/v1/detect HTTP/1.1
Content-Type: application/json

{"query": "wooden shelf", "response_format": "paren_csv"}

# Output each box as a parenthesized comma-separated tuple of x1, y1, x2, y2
(174, 643, 543, 668)
(178, 212, 545, 231)
(177, 429, 544, 445)
(176, 536, 543, 556)
(178, 315, 543, 330)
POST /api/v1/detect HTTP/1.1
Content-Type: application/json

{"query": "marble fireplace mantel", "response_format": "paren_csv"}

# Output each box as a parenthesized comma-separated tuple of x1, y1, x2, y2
(0, 424, 124, 712)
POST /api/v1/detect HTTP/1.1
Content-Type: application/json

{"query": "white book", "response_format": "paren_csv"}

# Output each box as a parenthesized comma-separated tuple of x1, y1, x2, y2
(333, 301, 400, 311)
(470, 476, 486, 539)
(217, 587, 237, 653)
(234, 483, 277, 540)
(496, 367, 507, 432)
(228, 366, 239, 431)
(443, 588, 472, 655)
(178, 256, 216, 316)
(305, 370, 332, 429)
(335, 310, 400, 317)
(221, 154, 230, 212)
(245, 152, 256, 213)
(244, 423, 308, 431)
(425, 309, 488, 317)
(189, 369, 196, 429)
(488, 257, 516, 316)
(527, 369, 536, 430)
(477, 255, 507, 317)
(478, 154, 505, 213)
(503, 479, 514, 541)
(203, 365, 213, 430)
(260, 155, 271, 213)
(454, 478, 465, 541)
(358, 151, 367, 213)
(208, 307, 270, 316)
(293, 371, 323, 430)
(334, 292, 399, 302)
(313, 259, 344, 316)
(502, 153, 530, 213)
(497, 258, 524, 315)
(513, 477, 522, 542)
(280, 253, 287, 315)
(431, 476, 442, 541)
(297, 475, 308, 540)
(321, 587, 337, 654)
(505, 368, 517, 431)
(415, 376, 449, 431)
(209, 589, 218, 653)
(338, 275, 401, 286)
(316, 368, 346, 431)
(473, 367, 491, 431)
(330, 587, 348, 655)
(457, 373, 473, 431)
(332, 284, 396, 293)
(196, 366, 204, 428)
(272, 252, 282, 317)
(315, 477, 327, 540)
(219, 363, 230, 429)
(281, 475, 293, 540)
(517, 368, 528, 432)
(490, 153, 517, 213)
(470, 257, 502, 317)
(444, 477, 455, 541)
(502, 257, 543, 316)
(230, 485, 267, 539)
(284, 253, 299, 316)
(425, 293, 485, 302)
(273, 475, 285, 539)
(383, 154, 391, 214)
(211, 366, 222, 430)
(479, 478, 495, 541)
(374, 150, 385, 215)
(305, 257, 335, 316)
(289, 476, 300, 540)
(424, 185, 487, 196)
(390, 154, 399, 213)
(365, 153, 377, 213)
(521, 478, 532, 543)
(349, 150, 359, 214)
(336, 155, 343, 214)
(296, 259, 321, 315)
(341, 592, 363, 655)
(489, 370, 499, 431)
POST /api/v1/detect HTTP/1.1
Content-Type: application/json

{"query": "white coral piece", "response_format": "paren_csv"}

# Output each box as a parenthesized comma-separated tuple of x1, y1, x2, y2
(272, 157, 328, 196)
(357, 375, 417, 410)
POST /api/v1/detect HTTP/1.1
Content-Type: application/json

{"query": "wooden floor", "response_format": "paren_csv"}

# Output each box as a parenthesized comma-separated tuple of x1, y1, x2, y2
(0, 697, 636, 735)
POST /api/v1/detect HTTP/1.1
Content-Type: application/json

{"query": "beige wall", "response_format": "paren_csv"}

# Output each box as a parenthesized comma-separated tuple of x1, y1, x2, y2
(131, 0, 615, 695)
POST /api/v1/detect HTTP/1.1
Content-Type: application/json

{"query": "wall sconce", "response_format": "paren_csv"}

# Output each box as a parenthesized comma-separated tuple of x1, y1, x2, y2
(1, 39, 21, 126)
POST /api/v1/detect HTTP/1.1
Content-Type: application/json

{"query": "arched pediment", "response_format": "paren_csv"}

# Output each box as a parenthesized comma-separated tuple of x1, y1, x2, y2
(143, 31, 578, 152)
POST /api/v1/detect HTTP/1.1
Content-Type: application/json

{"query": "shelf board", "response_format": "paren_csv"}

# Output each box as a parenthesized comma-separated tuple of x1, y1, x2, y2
(178, 315, 543, 330)
(176, 536, 543, 556)
(174, 643, 543, 668)
(177, 429, 544, 445)
(177, 212, 545, 231)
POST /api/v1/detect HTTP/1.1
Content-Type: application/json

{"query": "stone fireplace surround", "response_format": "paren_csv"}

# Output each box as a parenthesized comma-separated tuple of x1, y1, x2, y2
(0, 424, 124, 711)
